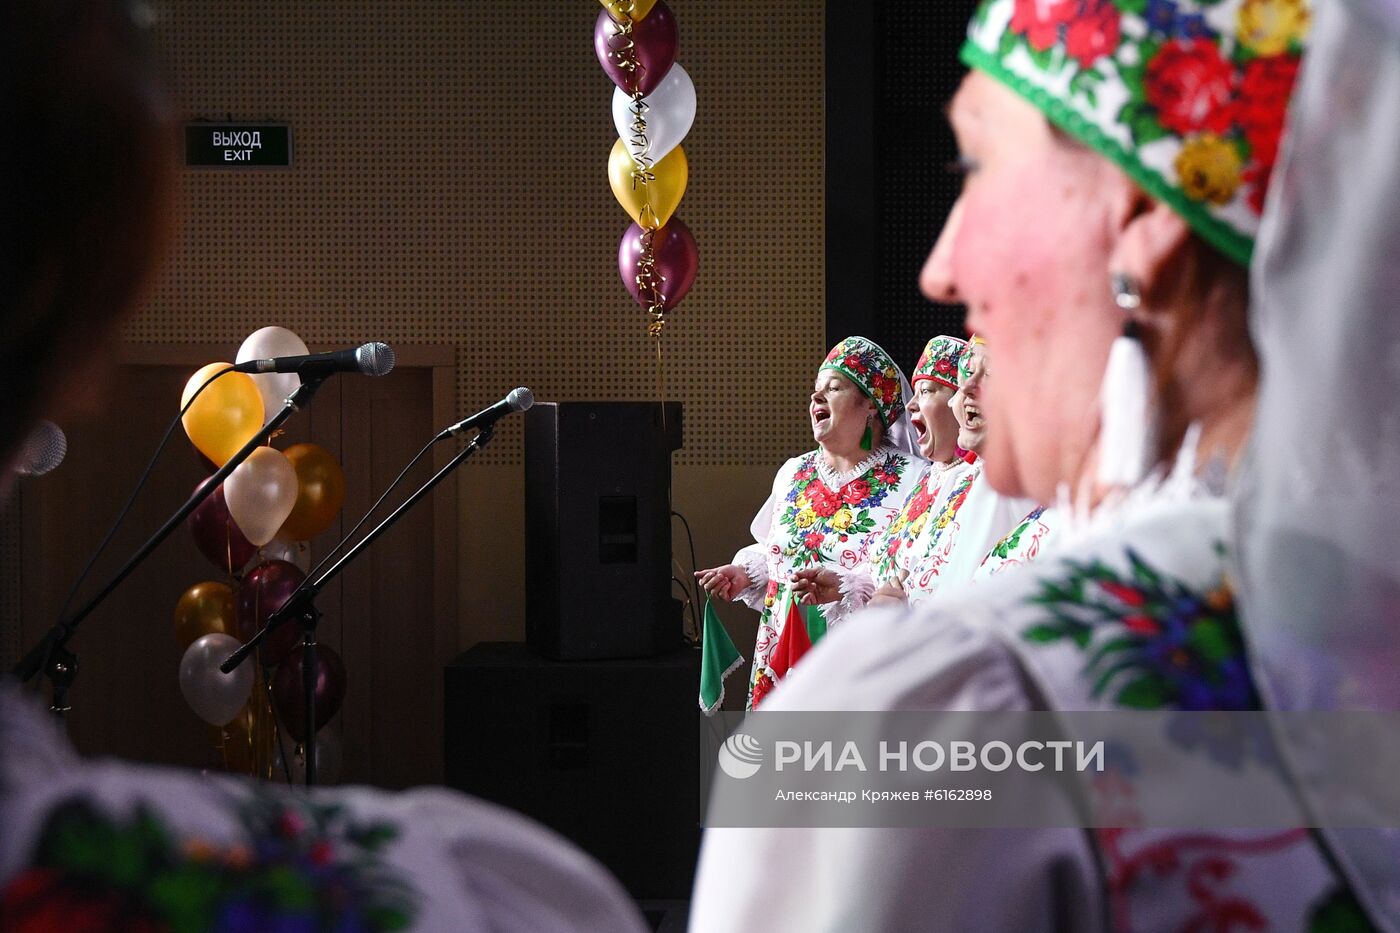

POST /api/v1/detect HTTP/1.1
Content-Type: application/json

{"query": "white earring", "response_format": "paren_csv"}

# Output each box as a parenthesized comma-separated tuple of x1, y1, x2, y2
(1097, 273, 1157, 488)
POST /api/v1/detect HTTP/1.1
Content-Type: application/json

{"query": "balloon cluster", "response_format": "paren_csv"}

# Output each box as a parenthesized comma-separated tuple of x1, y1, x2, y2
(596, 0, 698, 339)
(174, 326, 349, 779)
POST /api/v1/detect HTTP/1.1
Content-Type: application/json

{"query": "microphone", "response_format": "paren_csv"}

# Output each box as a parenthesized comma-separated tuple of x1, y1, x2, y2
(12, 420, 67, 476)
(437, 387, 534, 440)
(232, 342, 395, 377)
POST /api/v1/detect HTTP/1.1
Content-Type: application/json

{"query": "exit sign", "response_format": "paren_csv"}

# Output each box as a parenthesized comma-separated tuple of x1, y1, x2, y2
(185, 123, 292, 168)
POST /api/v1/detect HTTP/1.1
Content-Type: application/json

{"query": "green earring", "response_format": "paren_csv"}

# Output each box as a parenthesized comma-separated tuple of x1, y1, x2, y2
(860, 420, 874, 451)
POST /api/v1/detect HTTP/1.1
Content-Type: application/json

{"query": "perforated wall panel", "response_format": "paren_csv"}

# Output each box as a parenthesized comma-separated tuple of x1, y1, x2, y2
(135, 1, 826, 467)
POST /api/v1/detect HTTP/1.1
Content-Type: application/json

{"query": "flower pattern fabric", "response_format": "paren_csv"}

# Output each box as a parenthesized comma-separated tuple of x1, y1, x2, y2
(1019, 543, 1255, 710)
(911, 336, 967, 390)
(0, 791, 415, 932)
(965, 0, 1309, 263)
(741, 447, 922, 709)
(819, 337, 905, 428)
(974, 505, 1058, 580)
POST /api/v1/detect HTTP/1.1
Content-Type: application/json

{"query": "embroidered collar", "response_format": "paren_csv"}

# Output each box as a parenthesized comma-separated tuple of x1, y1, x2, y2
(815, 443, 896, 489)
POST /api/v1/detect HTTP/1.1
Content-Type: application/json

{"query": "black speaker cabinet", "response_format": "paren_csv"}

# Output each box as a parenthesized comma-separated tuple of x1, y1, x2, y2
(525, 401, 683, 660)
(444, 643, 702, 900)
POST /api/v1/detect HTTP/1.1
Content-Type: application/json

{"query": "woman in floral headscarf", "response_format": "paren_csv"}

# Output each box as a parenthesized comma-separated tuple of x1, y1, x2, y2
(691, 1, 1355, 930)
(695, 336, 923, 711)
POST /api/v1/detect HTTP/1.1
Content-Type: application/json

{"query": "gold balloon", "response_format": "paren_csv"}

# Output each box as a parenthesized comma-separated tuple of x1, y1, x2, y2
(278, 443, 347, 541)
(217, 686, 277, 778)
(181, 363, 265, 467)
(609, 139, 687, 230)
(600, 0, 658, 21)
(174, 581, 236, 649)
(217, 703, 257, 774)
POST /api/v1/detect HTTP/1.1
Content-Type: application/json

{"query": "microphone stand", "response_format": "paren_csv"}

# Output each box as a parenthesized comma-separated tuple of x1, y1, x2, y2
(11, 377, 329, 715)
(221, 425, 495, 786)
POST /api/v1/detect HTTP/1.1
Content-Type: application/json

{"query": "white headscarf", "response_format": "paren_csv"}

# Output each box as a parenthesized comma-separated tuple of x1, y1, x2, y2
(884, 369, 919, 459)
(1234, 1, 1400, 927)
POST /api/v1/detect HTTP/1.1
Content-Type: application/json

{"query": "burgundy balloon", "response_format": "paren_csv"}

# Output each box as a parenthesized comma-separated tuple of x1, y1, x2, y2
(236, 560, 307, 665)
(593, 1, 677, 97)
(188, 477, 257, 575)
(272, 643, 347, 743)
(618, 218, 698, 310)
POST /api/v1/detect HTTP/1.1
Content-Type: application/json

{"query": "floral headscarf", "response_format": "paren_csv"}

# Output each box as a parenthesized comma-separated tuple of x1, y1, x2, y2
(912, 336, 967, 391)
(957, 334, 986, 386)
(964, 0, 1309, 264)
(819, 336, 907, 429)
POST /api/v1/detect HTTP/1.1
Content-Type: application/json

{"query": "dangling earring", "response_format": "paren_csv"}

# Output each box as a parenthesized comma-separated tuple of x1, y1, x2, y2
(860, 414, 874, 451)
(1097, 273, 1157, 487)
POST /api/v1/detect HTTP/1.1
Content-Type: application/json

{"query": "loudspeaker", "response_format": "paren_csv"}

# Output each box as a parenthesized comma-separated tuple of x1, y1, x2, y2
(444, 642, 702, 900)
(525, 401, 683, 660)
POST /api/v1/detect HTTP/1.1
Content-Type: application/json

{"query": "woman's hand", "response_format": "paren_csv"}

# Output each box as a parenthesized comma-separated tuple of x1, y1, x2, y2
(695, 564, 751, 601)
(867, 578, 907, 609)
(791, 568, 842, 605)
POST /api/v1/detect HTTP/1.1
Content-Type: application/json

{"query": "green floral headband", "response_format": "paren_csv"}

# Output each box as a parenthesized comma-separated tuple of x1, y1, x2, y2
(963, 0, 1308, 265)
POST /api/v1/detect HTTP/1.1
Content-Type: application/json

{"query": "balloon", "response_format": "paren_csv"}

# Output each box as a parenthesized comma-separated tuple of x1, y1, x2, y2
(278, 443, 346, 541)
(593, 1, 676, 97)
(617, 218, 698, 311)
(224, 447, 298, 546)
(188, 477, 258, 574)
(179, 633, 255, 727)
(599, 0, 658, 22)
(181, 363, 264, 467)
(174, 581, 236, 649)
(272, 644, 347, 743)
(236, 327, 308, 426)
(260, 536, 311, 572)
(276, 729, 343, 785)
(236, 559, 307, 665)
(218, 701, 258, 774)
(612, 63, 695, 165)
(609, 140, 687, 230)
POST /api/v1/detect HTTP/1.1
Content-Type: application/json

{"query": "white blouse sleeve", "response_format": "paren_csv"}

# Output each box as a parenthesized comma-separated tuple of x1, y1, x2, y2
(689, 608, 1103, 933)
(729, 458, 801, 611)
(812, 565, 878, 627)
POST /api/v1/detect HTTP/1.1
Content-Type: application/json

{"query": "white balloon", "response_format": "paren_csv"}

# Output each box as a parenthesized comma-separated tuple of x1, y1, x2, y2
(236, 326, 308, 426)
(276, 727, 343, 785)
(259, 536, 311, 572)
(612, 63, 695, 165)
(224, 447, 298, 546)
(179, 633, 254, 726)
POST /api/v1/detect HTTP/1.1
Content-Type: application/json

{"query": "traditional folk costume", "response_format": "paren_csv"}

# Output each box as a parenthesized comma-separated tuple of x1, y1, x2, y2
(972, 504, 1059, 580)
(691, 1, 1353, 929)
(1234, 3, 1400, 926)
(826, 337, 974, 622)
(700, 337, 924, 713)
(903, 339, 1036, 603)
(0, 683, 646, 932)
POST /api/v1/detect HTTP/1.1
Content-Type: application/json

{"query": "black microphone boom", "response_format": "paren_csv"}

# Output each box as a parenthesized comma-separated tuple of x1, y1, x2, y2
(233, 342, 395, 377)
(437, 387, 534, 440)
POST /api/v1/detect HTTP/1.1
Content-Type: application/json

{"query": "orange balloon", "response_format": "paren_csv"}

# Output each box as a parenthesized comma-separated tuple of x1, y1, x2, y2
(181, 362, 264, 466)
(279, 443, 346, 541)
(174, 581, 237, 649)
